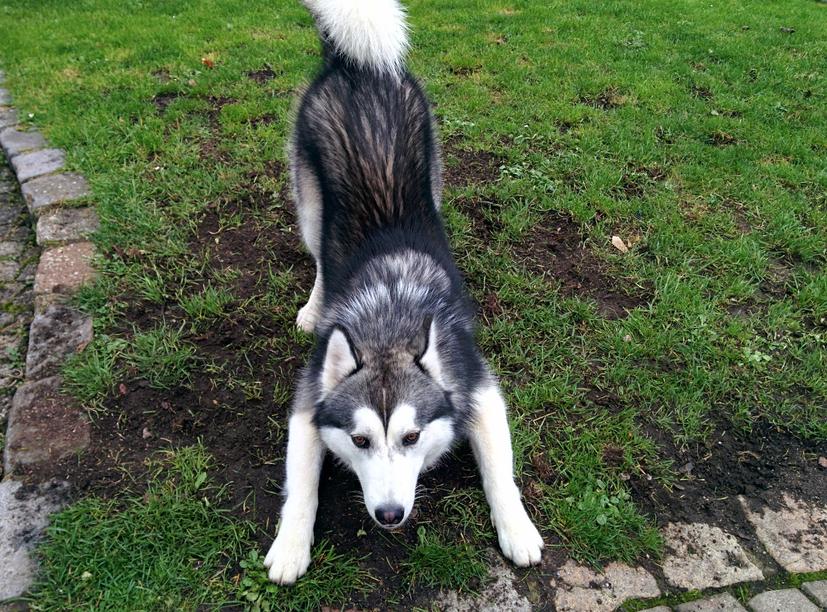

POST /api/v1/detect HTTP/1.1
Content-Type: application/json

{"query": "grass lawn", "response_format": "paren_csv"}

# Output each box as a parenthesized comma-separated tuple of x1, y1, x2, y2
(1, 0, 825, 608)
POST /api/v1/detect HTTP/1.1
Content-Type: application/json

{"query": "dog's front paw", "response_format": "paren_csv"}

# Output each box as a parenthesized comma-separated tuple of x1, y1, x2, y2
(263, 531, 312, 585)
(496, 508, 544, 567)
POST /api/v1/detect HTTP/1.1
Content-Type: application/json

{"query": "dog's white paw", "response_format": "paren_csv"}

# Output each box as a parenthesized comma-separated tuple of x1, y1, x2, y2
(296, 301, 320, 334)
(263, 531, 312, 585)
(496, 508, 544, 567)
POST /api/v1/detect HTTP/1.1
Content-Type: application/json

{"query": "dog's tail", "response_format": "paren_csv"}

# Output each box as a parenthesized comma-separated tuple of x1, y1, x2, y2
(303, 0, 409, 76)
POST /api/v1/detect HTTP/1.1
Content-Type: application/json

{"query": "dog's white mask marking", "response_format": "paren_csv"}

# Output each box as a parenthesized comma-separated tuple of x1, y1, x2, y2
(321, 403, 453, 528)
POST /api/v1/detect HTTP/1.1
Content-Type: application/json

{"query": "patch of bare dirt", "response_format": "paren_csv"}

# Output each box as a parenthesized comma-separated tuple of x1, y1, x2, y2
(708, 130, 739, 146)
(452, 195, 504, 240)
(246, 66, 279, 84)
(442, 138, 504, 188)
(613, 164, 668, 199)
(513, 211, 652, 319)
(633, 420, 827, 562)
(689, 84, 713, 100)
(247, 114, 279, 128)
(151, 91, 183, 113)
(579, 87, 627, 110)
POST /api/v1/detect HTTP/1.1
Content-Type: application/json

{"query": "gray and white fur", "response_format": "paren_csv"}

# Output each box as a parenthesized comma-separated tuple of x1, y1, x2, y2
(264, 0, 543, 584)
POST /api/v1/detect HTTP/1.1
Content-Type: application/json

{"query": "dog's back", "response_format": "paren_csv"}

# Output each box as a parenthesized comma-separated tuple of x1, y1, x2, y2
(292, 0, 448, 295)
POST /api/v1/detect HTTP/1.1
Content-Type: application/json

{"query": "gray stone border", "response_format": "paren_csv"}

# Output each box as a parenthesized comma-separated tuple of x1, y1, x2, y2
(0, 70, 99, 600)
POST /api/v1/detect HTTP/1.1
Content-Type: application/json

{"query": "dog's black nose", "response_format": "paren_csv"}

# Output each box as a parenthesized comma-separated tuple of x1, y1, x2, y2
(375, 505, 404, 526)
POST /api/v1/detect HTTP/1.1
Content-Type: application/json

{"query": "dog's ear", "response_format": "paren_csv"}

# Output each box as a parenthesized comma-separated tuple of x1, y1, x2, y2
(415, 316, 446, 387)
(321, 326, 360, 395)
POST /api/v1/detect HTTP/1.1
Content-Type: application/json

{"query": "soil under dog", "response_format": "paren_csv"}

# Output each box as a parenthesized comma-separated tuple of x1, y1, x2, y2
(17, 144, 827, 608)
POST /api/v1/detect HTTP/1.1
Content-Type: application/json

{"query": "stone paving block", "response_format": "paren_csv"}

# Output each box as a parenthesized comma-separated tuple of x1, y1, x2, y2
(0, 194, 24, 222)
(36, 205, 99, 245)
(747, 588, 818, 612)
(21, 172, 91, 215)
(0, 127, 46, 158)
(553, 560, 660, 612)
(0, 479, 70, 600)
(10, 148, 65, 183)
(437, 553, 531, 611)
(0, 88, 10, 105)
(3, 376, 90, 474)
(0, 259, 19, 282)
(0, 240, 24, 258)
(801, 581, 827, 607)
(640, 607, 672, 612)
(26, 303, 93, 380)
(0, 108, 17, 130)
(676, 593, 746, 611)
(33, 241, 96, 295)
(740, 494, 827, 573)
(16, 256, 37, 284)
(662, 522, 763, 590)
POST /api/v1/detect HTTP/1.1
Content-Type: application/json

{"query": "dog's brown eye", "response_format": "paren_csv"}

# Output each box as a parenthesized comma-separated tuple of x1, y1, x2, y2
(403, 431, 420, 446)
(351, 435, 369, 449)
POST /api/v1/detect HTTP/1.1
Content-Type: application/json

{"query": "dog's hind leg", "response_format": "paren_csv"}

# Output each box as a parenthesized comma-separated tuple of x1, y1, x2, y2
(296, 263, 323, 333)
(469, 383, 544, 567)
(291, 150, 324, 333)
(264, 407, 325, 584)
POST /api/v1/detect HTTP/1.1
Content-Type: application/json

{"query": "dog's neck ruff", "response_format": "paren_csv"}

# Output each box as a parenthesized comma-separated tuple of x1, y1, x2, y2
(322, 249, 452, 348)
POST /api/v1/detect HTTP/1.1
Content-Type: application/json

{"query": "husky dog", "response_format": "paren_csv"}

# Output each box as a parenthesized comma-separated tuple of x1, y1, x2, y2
(264, 0, 544, 584)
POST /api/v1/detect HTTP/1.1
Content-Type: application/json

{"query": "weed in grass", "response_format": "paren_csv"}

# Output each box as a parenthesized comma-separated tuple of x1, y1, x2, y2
(403, 526, 487, 594)
(128, 324, 196, 389)
(29, 446, 251, 611)
(62, 335, 127, 413)
(237, 543, 373, 611)
(545, 477, 662, 568)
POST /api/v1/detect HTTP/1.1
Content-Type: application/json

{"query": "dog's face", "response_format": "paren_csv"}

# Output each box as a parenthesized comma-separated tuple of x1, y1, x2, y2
(314, 323, 455, 528)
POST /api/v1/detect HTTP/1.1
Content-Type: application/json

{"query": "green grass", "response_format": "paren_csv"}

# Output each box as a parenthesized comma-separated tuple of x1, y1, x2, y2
(402, 526, 488, 593)
(28, 446, 251, 610)
(179, 285, 232, 326)
(128, 324, 197, 389)
(62, 334, 127, 412)
(1, 0, 825, 605)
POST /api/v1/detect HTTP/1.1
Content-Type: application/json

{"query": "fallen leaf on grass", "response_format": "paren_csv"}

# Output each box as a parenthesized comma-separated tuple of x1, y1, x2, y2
(611, 235, 629, 253)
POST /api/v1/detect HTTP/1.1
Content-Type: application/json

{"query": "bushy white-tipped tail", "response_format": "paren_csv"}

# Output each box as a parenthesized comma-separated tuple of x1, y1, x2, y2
(304, 0, 409, 76)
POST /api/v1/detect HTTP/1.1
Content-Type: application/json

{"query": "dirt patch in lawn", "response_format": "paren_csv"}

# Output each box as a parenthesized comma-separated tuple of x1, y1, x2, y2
(151, 91, 183, 113)
(442, 137, 504, 188)
(513, 211, 652, 319)
(614, 163, 668, 199)
(578, 86, 628, 110)
(453, 195, 504, 240)
(633, 419, 827, 563)
(246, 66, 279, 84)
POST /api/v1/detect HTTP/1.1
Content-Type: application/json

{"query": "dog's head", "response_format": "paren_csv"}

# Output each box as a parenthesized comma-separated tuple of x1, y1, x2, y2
(313, 319, 455, 529)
